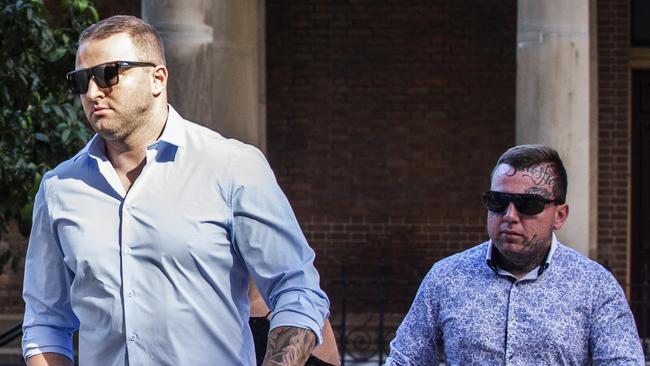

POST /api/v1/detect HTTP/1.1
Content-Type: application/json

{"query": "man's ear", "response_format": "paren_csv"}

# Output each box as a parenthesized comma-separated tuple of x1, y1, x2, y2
(151, 65, 168, 96)
(552, 203, 569, 230)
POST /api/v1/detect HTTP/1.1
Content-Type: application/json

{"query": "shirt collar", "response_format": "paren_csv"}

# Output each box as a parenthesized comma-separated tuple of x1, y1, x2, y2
(85, 104, 186, 160)
(86, 134, 107, 161)
(486, 233, 558, 279)
(152, 105, 186, 150)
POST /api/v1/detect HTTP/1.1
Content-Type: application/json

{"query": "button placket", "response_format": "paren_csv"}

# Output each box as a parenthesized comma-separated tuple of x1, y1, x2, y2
(120, 198, 139, 358)
(504, 281, 517, 365)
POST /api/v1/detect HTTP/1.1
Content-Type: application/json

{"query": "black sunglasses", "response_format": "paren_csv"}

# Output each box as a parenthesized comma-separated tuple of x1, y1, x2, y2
(482, 191, 557, 216)
(66, 61, 156, 94)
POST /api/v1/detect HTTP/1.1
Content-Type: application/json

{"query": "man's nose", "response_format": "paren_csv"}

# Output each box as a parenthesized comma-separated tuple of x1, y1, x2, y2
(502, 202, 520, 222)
(85, 77, 105, 98)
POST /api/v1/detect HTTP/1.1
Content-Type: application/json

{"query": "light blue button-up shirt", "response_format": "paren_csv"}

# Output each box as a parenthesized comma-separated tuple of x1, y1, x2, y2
(22, 106, 329, 365)
(386, 235, 644, 365)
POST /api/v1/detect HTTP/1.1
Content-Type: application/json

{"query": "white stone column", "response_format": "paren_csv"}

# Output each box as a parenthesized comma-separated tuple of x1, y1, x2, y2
(142, 0, 266, 151)
(516, 0, 597, 257)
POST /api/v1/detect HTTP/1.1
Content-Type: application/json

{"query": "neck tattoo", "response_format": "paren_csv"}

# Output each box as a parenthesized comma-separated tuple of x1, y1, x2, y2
(495, 234, 551, 276)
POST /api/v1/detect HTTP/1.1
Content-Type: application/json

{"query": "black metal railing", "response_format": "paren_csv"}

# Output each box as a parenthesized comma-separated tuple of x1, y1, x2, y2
(0, 321, 21, 348)
(324, 261, 426, 365)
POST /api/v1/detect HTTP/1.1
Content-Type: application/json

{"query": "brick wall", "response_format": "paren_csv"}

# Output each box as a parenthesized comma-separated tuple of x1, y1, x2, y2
(266, 0, 517, 301)
(596, 0, 630, 282)
(93, 0, 141, 19)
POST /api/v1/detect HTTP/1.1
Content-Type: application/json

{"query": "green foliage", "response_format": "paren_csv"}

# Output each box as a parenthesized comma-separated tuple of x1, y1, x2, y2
(0, 0, 98, 272)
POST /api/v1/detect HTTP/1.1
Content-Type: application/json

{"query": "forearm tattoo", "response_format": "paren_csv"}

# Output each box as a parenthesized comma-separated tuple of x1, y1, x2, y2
(262, 326, 316, 366)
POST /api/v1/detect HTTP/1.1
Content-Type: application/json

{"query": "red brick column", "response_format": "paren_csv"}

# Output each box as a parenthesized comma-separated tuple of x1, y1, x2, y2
(596, 0, 630, 283)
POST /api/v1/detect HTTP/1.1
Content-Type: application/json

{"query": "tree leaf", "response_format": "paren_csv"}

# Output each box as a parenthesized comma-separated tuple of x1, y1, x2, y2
(61, 129, 71, 144)
(0, 0, 98, 271)
(34, 132, 49, 142)
(46, 47, 67, 62)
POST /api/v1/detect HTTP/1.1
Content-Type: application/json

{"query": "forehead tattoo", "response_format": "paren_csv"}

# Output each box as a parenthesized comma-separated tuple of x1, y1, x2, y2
(504, 164, 557, 199)
(524, 186, 552, 198)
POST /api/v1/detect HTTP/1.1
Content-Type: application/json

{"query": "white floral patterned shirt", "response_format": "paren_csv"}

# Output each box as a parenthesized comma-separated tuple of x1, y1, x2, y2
(386, 236, 644, 365)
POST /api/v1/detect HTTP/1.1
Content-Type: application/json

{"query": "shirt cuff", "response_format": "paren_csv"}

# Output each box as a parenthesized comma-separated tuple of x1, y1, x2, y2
(270, 310, 325, 345)
(23, 325, 75, 362)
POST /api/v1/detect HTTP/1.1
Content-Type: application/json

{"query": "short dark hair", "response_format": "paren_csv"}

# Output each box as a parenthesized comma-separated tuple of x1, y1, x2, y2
(79, 15, 165, 65)
(491, 144, 568, 204)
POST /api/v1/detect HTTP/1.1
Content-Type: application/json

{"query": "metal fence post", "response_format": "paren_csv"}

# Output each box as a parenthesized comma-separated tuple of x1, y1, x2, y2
(340, 264, 347, 366)
(643, 264, 649, 338)
(378, 259, 386, 365)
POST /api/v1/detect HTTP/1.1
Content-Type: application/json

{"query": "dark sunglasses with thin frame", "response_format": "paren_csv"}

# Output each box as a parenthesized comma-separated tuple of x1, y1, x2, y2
(482, 190, 557, 216)
(66, 61, 156, 94)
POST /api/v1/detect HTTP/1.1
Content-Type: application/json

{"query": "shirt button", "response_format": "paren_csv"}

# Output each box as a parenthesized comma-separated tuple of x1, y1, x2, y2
(124, 247, 132, 255)
(129, 334, 137, 342)
(128, 291, 134, 298)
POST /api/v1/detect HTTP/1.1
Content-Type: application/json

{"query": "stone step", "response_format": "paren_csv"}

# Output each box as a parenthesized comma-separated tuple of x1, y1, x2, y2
(0, 348, 23, 366)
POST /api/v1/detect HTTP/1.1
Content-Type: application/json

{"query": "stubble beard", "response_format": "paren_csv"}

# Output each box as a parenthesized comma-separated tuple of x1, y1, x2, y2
(90, 104, 150, 143)
(494, 230, 553, 275)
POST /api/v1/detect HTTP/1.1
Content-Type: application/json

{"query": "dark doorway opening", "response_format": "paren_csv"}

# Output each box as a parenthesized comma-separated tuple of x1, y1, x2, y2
(631, 70, 650, 338)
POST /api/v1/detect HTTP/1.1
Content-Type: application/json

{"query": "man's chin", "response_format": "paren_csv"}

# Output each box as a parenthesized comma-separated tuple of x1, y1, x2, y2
(90, 121, 118, 139)
(494, 240, 526, 255)
(91, 125, 124, 141)
(96, 130, 124, 141)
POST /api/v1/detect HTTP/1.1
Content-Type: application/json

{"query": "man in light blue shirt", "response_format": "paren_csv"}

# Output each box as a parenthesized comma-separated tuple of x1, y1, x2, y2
(22, 15, 329, 366)
(386, 145, 644, 365)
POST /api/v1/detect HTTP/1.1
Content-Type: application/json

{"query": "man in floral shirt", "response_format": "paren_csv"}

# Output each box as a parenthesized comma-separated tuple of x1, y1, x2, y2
(386, 144, 643, 365)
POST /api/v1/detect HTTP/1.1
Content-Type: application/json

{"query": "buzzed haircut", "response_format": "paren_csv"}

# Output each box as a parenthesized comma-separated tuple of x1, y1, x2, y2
(79, 15, 166, 65)
(492, 144, 568, 204)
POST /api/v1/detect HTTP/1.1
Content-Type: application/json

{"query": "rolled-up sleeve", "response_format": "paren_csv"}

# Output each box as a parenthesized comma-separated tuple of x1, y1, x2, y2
(229, 146, 329, 343)
(22, 177, 79, 361)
